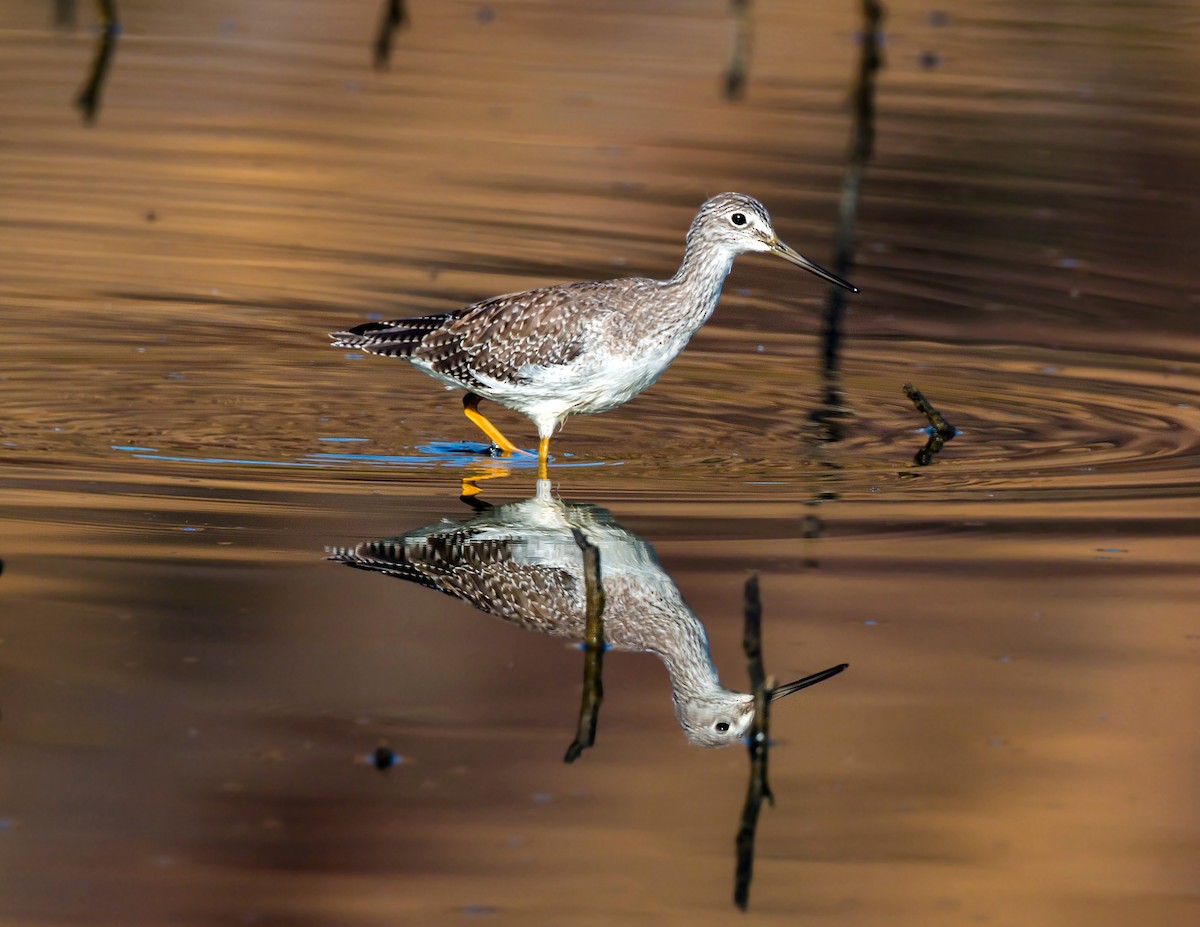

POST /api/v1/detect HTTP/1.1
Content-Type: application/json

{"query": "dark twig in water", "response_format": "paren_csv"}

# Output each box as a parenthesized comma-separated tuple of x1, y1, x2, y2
(734, 573, 774, 910)
(373, 0, 410, 69)
(371, 744, 400, 771)
(904, 382, 958, 465)
(75, 0, 120, 123)
(564, 527, 605, 763)
(724, 0, 754, 100)
(904, 383, 956, 437)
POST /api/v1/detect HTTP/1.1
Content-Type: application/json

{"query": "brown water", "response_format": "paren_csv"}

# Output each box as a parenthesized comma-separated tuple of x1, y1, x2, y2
(1, 1, 1198, 924)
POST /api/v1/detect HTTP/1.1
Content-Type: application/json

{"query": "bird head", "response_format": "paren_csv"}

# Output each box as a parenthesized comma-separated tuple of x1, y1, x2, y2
(692, 192, 858, 292)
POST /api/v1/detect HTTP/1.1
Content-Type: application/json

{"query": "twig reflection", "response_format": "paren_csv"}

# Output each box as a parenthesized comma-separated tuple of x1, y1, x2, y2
(735, 573, 773, 910)
(74, 0, 121, 124)
(823, 0, 883, 365)
(563, 528, 606, 763)
(724, 0, 754, 100)
(55, 0, 76, 29)
(734, 575, 847, 910)
(373, 0, 410, 70)
(799, 1, 885, 575)
(805, 0, 883, 457)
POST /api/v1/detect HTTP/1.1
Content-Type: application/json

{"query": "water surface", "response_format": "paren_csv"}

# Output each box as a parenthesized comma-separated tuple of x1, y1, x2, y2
(1, 1, 1197, 924)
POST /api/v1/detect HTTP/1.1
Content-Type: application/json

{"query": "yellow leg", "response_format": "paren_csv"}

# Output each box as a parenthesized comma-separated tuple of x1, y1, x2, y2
(537, 436, 550, 479)
(463, 393, 520, 454)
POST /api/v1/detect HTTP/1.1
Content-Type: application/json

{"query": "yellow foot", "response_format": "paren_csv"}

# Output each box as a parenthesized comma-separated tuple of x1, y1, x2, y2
(537, 436, 550, 479)
(463, 393, 522, 454)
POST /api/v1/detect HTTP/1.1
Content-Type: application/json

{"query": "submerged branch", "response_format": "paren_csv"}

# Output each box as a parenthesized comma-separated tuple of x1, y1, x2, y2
(904, 382, 959, 465)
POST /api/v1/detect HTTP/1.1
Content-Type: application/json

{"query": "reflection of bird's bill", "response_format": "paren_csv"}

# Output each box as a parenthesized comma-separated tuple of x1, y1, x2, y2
(769, 238, 859, 293)
(769, 662, 849, 701)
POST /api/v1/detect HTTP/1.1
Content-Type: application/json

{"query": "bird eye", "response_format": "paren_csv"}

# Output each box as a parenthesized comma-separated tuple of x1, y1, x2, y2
(716, 721, 730, 733)
(730, 213, 747, 227)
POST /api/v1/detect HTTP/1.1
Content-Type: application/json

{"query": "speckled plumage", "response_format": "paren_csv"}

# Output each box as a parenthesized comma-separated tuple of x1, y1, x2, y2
(331, 193, 856, 452)
(328, 480, 846, 746)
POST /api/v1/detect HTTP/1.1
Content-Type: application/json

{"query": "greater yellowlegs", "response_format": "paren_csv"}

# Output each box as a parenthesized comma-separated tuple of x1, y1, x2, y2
(331, 193, 857, 470)
(328, 480, 847, 747)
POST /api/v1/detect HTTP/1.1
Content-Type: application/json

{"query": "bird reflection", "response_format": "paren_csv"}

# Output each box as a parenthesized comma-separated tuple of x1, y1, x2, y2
(328, 480, 836, 747)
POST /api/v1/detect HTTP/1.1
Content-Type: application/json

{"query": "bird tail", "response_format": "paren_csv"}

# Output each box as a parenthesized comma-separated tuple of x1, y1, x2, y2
(326, 541, 438, 588)
(329, 314, 455, 359)
(326, 534, 501, 602)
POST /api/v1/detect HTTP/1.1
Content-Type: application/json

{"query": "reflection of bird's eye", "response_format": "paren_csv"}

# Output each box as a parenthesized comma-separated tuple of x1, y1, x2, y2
(716, 721, 730, 732)
(730, 213, 747, 227)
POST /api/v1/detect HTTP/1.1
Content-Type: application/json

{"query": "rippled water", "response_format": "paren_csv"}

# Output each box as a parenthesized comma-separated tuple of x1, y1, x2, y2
(1, 1, 1197, 924)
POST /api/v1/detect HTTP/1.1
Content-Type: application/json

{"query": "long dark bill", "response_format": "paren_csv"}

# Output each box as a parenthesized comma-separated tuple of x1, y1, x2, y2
(769, 662, 849, 701)
(770, 239, 859, 293)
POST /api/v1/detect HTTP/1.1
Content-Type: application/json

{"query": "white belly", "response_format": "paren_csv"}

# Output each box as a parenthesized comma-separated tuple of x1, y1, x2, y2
(475, 337, 691, 434)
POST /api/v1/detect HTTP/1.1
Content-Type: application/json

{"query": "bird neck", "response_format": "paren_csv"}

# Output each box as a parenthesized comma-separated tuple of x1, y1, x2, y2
(646, 604, 727, 705)
(663, 233, 738, 328)
(597, 573, 727, 702)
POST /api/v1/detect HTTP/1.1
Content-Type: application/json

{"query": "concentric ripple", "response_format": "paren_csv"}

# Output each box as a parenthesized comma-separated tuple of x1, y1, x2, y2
(3, 308, 1196, 504)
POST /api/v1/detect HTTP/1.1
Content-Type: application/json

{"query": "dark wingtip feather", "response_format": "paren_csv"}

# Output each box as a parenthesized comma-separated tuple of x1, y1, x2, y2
(328, 313, 457, 358)
(330, 319, 397, 345)
(348, 320, 401, 336)
(329, 320, 405, 351)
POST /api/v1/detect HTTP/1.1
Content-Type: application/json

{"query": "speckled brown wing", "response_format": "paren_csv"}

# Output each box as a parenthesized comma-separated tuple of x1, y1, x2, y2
(327, 535, 581, 633)
(420, 281, 642, 386)
(333, 280, 644, 389)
